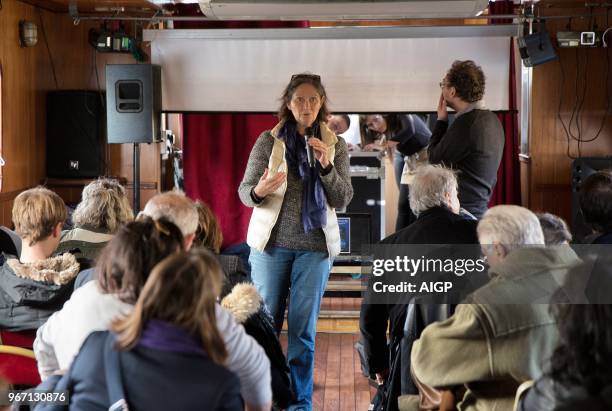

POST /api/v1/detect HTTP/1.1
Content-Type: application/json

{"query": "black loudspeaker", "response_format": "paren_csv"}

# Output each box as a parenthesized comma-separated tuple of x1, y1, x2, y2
(46, 90, 106, 178)
(571, 157, 612, 242)
(517, 29, 558, 67)
(106, 64, 161, 144)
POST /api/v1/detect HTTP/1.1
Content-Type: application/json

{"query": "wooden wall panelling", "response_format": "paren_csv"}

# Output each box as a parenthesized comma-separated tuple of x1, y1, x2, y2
(529, 6, 612, 226)
(0, 1, 161, 225)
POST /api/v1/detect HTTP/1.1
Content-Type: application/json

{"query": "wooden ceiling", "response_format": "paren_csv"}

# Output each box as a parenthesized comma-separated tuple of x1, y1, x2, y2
(17, 0, 602, 17)
(18, 0, 162, 14)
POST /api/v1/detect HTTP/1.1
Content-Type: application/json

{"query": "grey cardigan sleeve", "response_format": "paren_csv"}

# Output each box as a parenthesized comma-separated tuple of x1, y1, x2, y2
(238, 132, 274, 208)
(320, 137, 354, 209)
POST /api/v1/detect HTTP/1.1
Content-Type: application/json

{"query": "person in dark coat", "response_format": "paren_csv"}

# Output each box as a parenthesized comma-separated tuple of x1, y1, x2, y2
(222, 282, 293, 410)
(578, 170, 612, 244)
(359, 164, 481, 411)
(0, 187, 79, 331)
(429, 60, 505, 218)
(517, 303, 612, 411)
(35, 249, 243, 411)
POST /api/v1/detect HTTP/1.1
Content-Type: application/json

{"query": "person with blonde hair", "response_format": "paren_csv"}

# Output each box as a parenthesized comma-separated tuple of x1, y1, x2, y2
(37, 249, 243, 411)
(193, 200, 248, 295)
(194, 199, 224, 253)
(56, 178, 133, 260)
(0, 187, 79, 331)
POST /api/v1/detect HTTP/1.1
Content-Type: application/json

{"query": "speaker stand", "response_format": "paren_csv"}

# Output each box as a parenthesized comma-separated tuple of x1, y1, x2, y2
(133, 143, 141, 214)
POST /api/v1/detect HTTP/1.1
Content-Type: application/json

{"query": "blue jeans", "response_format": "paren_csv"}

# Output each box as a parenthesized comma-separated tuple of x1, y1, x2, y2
(249, 247, 331, 411)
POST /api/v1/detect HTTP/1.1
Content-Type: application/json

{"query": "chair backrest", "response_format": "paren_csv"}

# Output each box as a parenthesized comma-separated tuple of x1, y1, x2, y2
(0, 330, 36, 349)
(0, 345, 40, 386)
(0, 330, 40, 386)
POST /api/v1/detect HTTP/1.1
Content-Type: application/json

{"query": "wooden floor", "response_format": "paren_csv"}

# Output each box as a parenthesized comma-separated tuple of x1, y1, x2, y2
(280, 333, 376, 411)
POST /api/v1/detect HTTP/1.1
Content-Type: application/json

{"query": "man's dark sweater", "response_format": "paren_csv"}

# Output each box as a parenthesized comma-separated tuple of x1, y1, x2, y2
(428, 109, 504, 218)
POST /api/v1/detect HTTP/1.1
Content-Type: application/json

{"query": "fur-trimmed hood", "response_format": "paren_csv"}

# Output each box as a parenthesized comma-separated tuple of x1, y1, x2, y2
(7, 253, 80, 285)
(221, 283, 262, 324)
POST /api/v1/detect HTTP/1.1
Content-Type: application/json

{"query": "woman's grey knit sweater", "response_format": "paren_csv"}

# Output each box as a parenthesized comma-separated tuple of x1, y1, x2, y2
(238, 131, 353, 254)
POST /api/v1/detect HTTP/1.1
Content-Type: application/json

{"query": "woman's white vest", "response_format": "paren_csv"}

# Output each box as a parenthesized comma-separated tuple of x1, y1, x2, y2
(246, 121, 341, 257)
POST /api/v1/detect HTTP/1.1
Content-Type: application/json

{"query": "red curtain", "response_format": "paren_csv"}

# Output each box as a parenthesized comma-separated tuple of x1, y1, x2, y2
(490, 111, 521, 206)
(488, 24, 521, 207)
(183, 114, 277, 248)
(177, 7, 308, 247)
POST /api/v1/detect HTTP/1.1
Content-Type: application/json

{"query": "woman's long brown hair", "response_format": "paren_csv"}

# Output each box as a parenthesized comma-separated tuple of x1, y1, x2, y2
(111, 249, 228, 365)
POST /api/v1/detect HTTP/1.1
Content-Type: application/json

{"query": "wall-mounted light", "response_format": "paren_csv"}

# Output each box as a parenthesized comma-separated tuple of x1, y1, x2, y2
(19, 20, 38, 47)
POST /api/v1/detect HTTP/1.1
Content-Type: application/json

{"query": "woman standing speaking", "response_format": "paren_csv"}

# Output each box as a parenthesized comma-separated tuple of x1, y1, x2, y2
(239, 73, 353, 410)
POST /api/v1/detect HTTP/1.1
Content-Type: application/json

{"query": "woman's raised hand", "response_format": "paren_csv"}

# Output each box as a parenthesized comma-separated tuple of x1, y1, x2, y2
(254, 168, 287, 198)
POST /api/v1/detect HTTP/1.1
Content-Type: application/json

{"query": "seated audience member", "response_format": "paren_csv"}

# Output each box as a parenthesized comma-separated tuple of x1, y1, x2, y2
(56, 178, 133, 260)
(35, 218, 183, 379)
(360, 165, 479, 410)
(410, 205, 582, 411)
(142, 191, 198, 249)
(37, 250, 244, 411)
(74, 190, 196, 287)
(517, 304, 612, 411)
(579, 170, 612, 244)
(193, 200, 248, 293)
(194, 199, 293, 408)
(537, 212, 572, 245)
(222, 283, 293, 409)
(36, 220, 272, 410)
(0, 187, 79, 331)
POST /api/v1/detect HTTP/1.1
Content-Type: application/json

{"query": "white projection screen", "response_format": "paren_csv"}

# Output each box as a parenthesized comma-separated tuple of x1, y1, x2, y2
(145, 26, 513, 112)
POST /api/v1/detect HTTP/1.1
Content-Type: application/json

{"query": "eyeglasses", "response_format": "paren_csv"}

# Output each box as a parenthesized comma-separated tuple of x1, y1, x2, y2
(439, 80, 451, 89)
(291, 73, 321, 82)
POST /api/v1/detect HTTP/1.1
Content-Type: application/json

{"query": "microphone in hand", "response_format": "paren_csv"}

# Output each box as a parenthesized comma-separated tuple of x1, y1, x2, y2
(305, 127, 316, 168)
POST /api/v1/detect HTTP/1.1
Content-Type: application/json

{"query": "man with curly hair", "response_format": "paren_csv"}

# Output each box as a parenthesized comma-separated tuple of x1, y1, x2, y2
(429, 60, 505, 219)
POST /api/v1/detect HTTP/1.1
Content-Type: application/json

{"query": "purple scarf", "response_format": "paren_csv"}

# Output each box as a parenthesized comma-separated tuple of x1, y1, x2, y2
(137, 319, 206, 356)
(279, 121, 327, 233)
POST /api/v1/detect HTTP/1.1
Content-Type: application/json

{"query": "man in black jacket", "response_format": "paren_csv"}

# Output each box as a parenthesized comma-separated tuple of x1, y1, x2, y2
(359, 164, 480, 411)
(429, 60, 505, 219)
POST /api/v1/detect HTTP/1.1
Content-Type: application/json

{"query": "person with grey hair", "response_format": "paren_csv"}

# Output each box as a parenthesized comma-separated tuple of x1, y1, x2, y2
(408, 164, 460, 216)
(141, 191, 199, 250)
(56, 178, 133, 260)
(410, 205, 582, 411)
(360, 164, 478, 410)
(537, 212, 572, 245)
